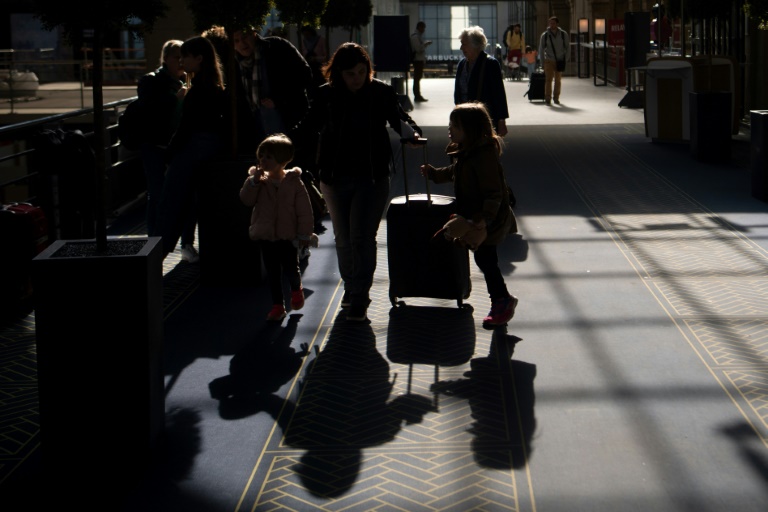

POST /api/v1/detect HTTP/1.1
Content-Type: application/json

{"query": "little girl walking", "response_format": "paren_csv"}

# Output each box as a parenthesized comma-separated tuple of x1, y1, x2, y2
(421, 102, 518, 329)
(240, 134, 315, 321)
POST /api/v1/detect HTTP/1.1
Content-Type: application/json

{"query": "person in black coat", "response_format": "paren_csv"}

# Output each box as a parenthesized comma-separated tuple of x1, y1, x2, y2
(291, 43, 422, 322)
(454, 26, 509, 137)
(232, 28, 313, 156)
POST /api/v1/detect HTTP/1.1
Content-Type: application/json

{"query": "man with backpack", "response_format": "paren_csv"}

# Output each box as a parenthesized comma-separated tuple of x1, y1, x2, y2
(538, 16, 569, 105)
(410, 21, 432, 102)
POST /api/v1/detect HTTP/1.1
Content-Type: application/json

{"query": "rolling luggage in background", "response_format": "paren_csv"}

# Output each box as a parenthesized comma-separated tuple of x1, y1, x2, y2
(386, 138, 471, 307)
(524, 68, 545, 101)
(0, 203, 49, 310)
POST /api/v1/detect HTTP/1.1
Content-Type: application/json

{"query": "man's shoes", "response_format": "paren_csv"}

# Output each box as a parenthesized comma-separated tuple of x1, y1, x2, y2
(414, 96, 428, 102)
(266, 304, 287, 322)
(340, 291, 351, 308)
(180, 244, 200, 263)
(482, 296, 519, 330)
(545, 100, 552, 106)
(290, 288, 305, 311)
(346, 298, 371, 322)
(554, 99, 560, 104)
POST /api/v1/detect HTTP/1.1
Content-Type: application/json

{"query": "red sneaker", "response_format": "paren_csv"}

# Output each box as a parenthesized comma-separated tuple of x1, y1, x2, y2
(290, 288, 305, 311)
(482, 296, 518, 329)
(266, 304, 287, 322)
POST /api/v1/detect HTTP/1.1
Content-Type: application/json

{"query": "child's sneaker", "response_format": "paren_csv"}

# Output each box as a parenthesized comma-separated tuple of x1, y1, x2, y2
(266, 304, 287, 322)
(482, 295, 518, 329)
(290, 288, 305, 310)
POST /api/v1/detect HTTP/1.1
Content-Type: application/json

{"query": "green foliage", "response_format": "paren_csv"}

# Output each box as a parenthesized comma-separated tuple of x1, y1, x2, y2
(276, 0, 329, 28)
(33, 1, 168, 43)
(745, 0, 768, 29)
(319, 0, 370, 32)
(185, 0, 273, 34)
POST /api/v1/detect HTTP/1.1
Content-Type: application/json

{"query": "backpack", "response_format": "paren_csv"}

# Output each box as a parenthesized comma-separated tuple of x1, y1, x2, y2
(117, 98, 147, 151)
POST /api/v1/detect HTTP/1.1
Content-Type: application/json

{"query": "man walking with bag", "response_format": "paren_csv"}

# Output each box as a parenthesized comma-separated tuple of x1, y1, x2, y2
(538, 16, 569, 105)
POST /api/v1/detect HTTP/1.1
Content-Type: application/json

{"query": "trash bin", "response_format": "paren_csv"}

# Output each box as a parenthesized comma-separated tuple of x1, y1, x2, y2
(751, 110, 768, 201)
(644, 59, 694, 142)
(391, 76, 406, 95)
(391, 76, 413, 112)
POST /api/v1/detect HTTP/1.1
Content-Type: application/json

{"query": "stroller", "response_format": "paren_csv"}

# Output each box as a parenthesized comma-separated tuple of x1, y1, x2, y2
(505, 51, 522, 81)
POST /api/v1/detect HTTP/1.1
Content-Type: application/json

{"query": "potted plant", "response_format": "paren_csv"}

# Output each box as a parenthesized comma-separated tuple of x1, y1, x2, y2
(30, 0, 169, 491)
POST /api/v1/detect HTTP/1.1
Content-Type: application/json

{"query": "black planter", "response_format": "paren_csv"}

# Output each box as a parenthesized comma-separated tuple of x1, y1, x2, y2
(31, 236, 164, 488)
(198, 160, 262, 287)
(690, 90, 732, 162)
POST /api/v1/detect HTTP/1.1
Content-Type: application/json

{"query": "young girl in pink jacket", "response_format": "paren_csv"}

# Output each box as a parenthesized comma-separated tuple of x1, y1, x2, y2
(240, 134, 315, 321)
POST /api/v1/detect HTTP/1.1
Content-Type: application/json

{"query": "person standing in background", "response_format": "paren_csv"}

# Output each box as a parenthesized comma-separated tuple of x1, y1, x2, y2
(538, 16, 569, 105)
(159, 36, 227, 261)
(410, 21, 432, 102)
(505, 24, 525, 69)
(136, 39, 186, 250)
(232, 28, 313, 156)
(454, 26, 508, 137)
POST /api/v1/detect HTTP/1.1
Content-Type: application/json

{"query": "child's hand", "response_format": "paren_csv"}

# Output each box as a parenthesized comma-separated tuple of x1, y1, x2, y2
(248, 166, 264, 178)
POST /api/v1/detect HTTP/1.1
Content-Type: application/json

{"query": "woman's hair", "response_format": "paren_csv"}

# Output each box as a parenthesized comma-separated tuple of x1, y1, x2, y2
(159, 39, 183, 68)
(202, 25, 231, 67)
(257, 133, 295, 164)
(322, 42, 374, 86)
(449, 102, 503, 155)
(459, 26, 488, 50)
(181, 36, 224, 89)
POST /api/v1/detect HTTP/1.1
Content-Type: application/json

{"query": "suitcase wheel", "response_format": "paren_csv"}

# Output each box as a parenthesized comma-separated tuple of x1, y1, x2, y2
(390, 295, 398, 306)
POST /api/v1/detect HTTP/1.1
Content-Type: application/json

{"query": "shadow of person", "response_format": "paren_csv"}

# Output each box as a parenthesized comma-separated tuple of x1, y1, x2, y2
(431, 328, 537, 469)
(282, 313, 434, 498)
(209, 314, 309, 419)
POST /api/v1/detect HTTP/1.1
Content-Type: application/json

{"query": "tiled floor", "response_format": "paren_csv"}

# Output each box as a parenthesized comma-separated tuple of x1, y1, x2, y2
(2, 77, 766, 511)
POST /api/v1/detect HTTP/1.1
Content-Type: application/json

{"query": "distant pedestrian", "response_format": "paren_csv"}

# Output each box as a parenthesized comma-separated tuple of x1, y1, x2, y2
(410, 21, 432, 102)
(454, 26, 508, 137)
(537, 16, 569, 105)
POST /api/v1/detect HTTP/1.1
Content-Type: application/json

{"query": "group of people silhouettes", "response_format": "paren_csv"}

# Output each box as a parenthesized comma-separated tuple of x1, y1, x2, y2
(131, 20, 533, 329)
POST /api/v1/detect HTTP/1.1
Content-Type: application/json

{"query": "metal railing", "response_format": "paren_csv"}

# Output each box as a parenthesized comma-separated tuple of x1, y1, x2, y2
(0, 97, 146, 240)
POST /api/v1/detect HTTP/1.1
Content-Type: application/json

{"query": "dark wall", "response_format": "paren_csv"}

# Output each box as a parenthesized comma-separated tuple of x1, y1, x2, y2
(373, 15, 410, 73)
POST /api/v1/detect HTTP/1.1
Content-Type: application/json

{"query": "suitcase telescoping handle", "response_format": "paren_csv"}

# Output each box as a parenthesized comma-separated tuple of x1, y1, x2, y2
(400, 137, 429, 206)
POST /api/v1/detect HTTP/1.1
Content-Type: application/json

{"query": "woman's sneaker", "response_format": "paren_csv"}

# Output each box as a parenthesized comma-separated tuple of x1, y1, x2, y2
(290, 288, 305, 310)
(266, 304, 287, 322)
(482, 296, 518, 329)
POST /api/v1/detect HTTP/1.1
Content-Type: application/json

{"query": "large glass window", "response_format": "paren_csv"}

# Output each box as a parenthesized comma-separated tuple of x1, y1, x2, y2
(418, 3, 498, 60)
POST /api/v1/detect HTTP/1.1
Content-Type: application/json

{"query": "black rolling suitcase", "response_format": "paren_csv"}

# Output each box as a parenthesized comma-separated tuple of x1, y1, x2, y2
(386, 138, 471, 307)
(524, 68, 545, 101)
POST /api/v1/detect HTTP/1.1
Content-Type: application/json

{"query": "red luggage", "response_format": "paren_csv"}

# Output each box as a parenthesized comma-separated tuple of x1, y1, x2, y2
(0, 202, 50, 307)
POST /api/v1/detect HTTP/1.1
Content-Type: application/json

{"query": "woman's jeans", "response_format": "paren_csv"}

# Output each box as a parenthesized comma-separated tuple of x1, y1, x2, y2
(159, 132, 222, 256)
(140, 143, 168, 238)
(320, 175, 390, 305)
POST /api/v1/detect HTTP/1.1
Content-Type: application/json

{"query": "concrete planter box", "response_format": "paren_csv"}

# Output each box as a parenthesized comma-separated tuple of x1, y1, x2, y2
(31, 236, 164, 487)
